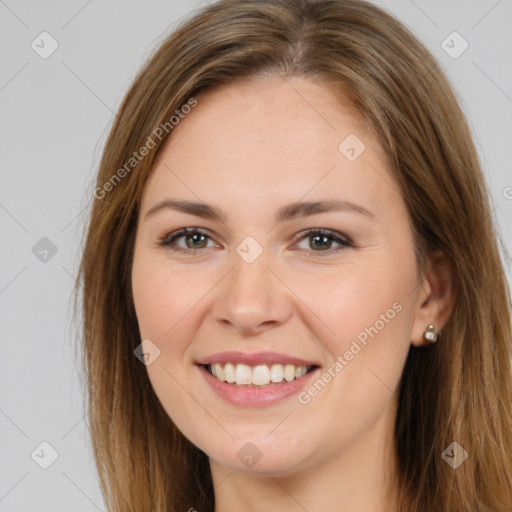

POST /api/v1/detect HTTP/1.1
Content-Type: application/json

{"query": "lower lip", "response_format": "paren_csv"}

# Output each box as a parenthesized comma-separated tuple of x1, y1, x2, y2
(198, 365, 320, 407)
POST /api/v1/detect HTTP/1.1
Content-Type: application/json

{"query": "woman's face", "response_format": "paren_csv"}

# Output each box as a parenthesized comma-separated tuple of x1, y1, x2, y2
(131, 76, 428, 477)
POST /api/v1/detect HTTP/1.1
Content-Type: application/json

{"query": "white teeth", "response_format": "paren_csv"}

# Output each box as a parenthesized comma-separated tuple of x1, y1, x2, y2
(212, 363, 225, 381)
(224, 363, 236, 383)
(235, 364, 253, 385)
(252, 365, 271, 385)
(270, 364, 284, 383)
(284, 364, 295, 382)
(295, 366, 307, 378)
(208, 362, 311, 386)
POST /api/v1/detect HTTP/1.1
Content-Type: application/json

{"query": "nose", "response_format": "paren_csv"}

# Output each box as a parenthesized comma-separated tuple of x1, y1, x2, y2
(211, 251, 293, 335)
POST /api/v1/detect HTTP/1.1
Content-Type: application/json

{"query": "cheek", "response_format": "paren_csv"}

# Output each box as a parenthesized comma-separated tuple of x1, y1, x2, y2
(298, 252, 416, 395)
(131, 271, 175, 340)
(285, 267, 414, 456)
(131, 253, 207, 341)
(306, 259, 413, 345)
(131, 254, 208, 438)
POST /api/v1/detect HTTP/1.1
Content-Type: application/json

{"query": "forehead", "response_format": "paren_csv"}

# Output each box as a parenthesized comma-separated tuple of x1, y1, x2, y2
(141, 76, 399, 223)
(166, 76, 376, 164)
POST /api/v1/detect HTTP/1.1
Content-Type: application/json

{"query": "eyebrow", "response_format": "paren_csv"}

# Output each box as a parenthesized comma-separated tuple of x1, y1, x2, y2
(144, 198, 374, 223)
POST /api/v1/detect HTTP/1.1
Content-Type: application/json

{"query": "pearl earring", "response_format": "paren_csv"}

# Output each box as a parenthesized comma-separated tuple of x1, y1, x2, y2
(423, 324, 439, 343)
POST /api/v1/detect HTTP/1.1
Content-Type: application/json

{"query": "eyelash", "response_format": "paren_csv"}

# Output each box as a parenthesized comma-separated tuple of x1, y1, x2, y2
(158, 227, 353, 256)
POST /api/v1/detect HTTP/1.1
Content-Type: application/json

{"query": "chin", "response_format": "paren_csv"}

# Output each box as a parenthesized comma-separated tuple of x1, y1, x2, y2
(203, 434, 316, 477)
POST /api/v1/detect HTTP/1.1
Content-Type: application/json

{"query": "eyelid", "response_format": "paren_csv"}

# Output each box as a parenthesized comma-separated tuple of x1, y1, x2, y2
(290, 228, 353, 248)
(159, 227, 216, 248)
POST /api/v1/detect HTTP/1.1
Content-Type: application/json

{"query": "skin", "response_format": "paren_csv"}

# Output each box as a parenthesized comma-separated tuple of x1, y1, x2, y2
(131, 76, 454, 512)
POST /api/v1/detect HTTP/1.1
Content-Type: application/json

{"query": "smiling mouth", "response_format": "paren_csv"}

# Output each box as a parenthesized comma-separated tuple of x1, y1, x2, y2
(202, 363, 318, 387)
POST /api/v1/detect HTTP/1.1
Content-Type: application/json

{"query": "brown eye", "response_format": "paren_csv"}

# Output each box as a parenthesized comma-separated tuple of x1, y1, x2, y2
(184, 232, 208, 249)
(292, 229, 352, 255)
(309, 234, 334, 251)
(159, 228, 216, 254)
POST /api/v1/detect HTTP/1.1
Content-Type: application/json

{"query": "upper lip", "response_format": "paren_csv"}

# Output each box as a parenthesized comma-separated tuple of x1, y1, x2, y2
(196, 351, 319, 367)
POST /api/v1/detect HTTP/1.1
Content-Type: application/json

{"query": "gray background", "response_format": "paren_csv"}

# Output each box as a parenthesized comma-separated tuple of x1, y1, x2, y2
(1, 1, 511, 510)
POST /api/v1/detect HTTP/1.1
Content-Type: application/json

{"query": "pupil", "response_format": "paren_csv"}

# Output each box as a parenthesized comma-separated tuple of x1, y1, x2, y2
(312, 235, 330, 250)
(186, 233, 206, 248)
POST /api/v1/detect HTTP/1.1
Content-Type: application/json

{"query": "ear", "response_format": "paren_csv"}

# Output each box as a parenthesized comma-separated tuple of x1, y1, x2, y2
(411, 251, 456, 347)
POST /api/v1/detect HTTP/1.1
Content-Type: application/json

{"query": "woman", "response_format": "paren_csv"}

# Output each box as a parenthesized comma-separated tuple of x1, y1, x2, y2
(76, 0, 512, 510)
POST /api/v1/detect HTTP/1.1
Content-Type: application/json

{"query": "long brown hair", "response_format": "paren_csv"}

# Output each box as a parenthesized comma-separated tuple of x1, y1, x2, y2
(75, 0, 512, 510)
